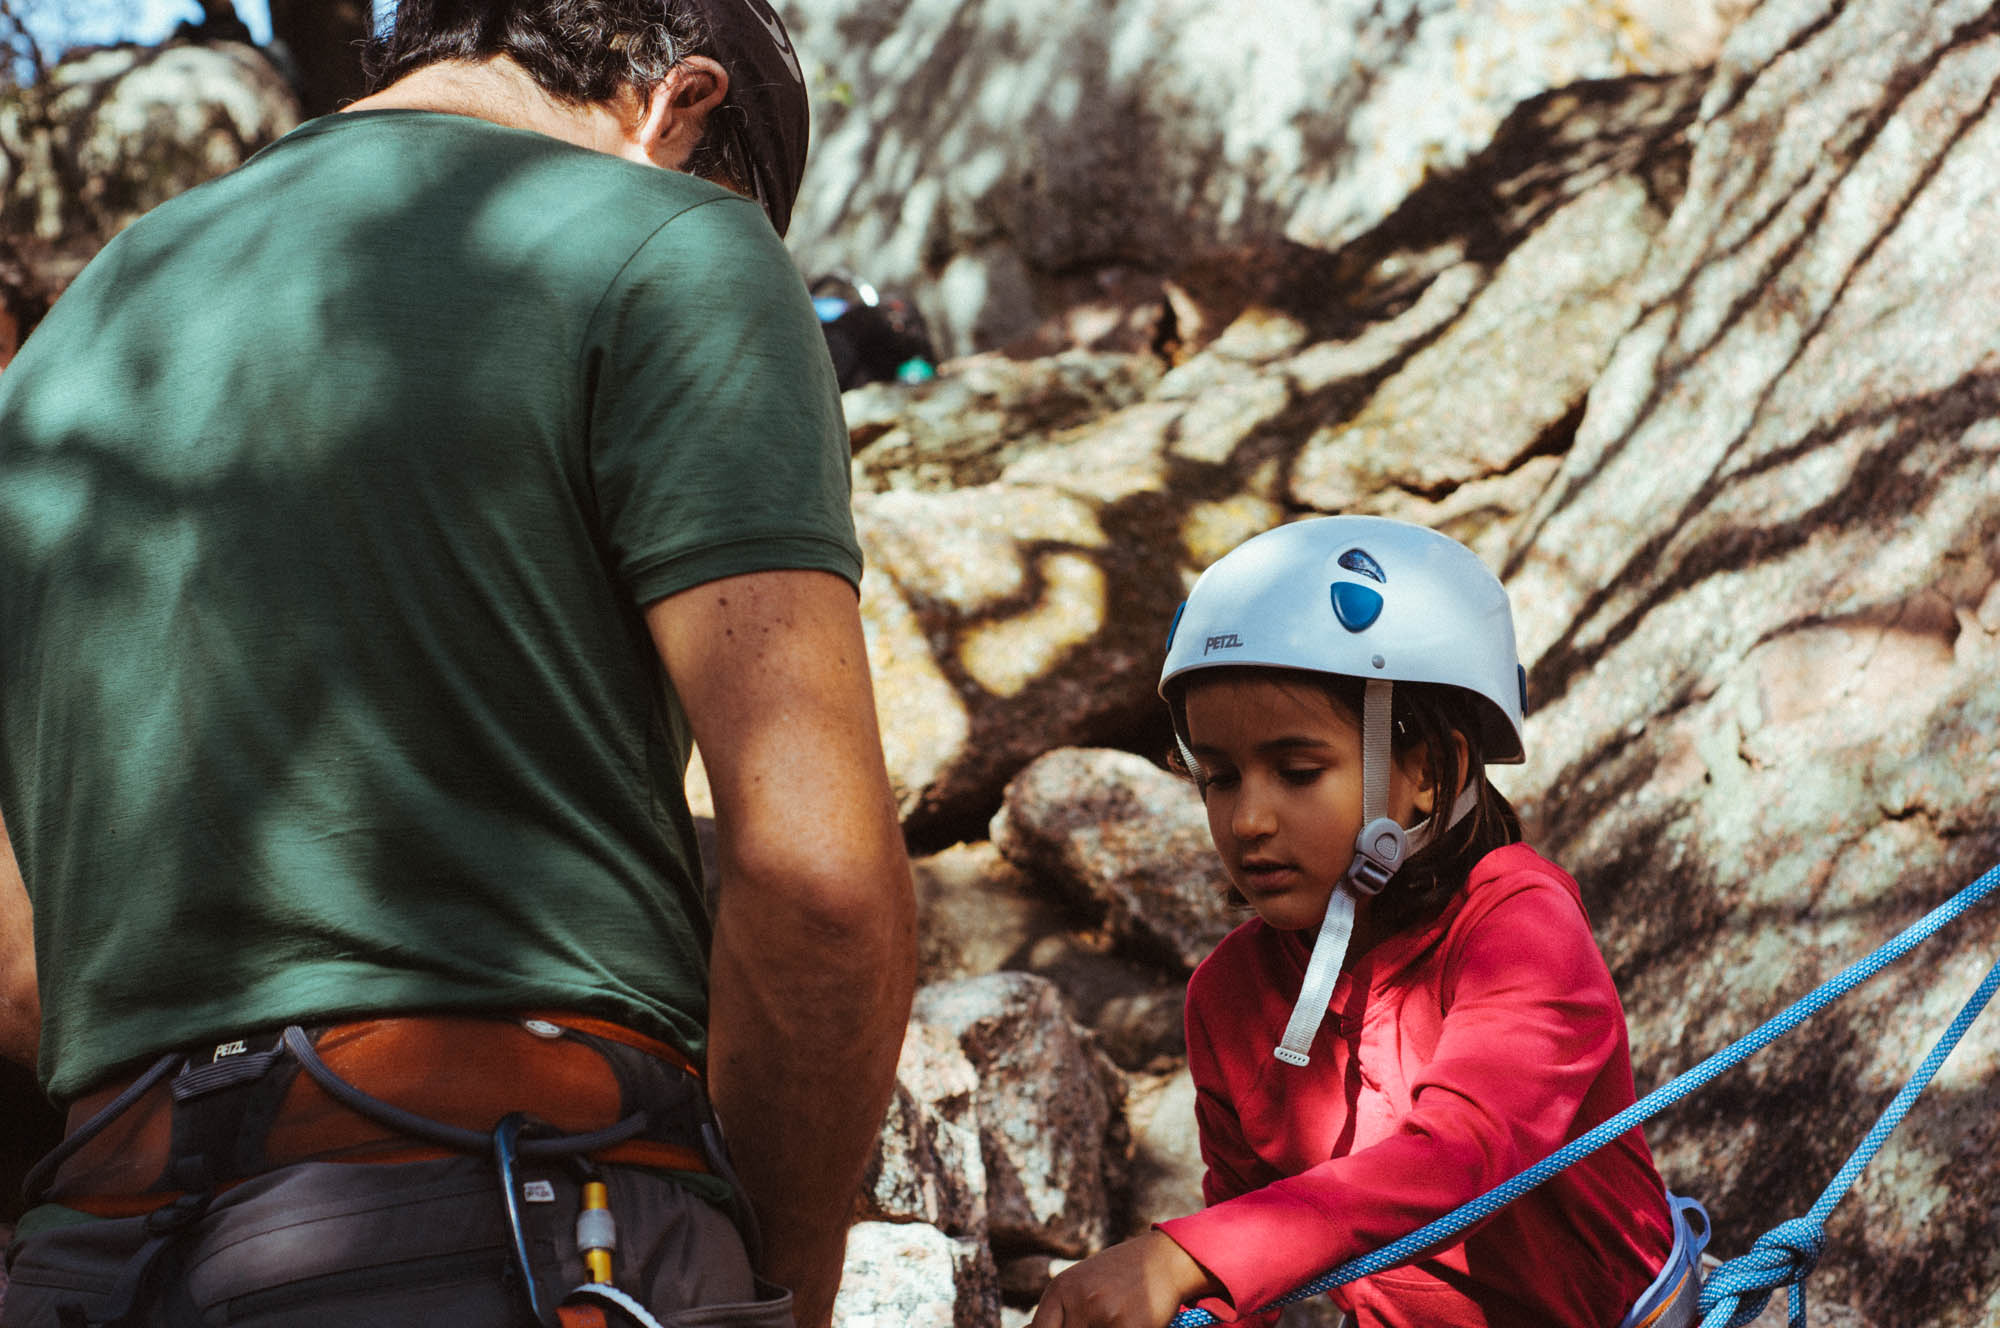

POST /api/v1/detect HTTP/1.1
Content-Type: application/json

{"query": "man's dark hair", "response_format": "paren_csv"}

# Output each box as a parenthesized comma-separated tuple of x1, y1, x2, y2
(363, 0, 707, 106)
(362, 0, 809, 235)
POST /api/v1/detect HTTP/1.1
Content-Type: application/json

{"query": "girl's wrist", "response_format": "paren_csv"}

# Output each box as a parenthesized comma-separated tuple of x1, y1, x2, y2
(1144, 1229, 1222, 1306)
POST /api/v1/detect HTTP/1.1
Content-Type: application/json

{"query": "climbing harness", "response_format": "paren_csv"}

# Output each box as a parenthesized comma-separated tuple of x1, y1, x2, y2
(1620, 1194, 1711, 1328)
(22, 1012, 755, 1328)
(1165, 858, 2000, 1328)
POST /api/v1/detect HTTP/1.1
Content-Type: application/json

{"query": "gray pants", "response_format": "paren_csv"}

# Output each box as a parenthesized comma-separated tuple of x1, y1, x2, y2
(1, 1156, 791, 1327)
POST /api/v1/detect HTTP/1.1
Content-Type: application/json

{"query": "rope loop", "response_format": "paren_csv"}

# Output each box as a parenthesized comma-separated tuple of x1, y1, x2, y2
(1697, 1216, 1825, 1327)
(1750, 1216, 1826, 1278)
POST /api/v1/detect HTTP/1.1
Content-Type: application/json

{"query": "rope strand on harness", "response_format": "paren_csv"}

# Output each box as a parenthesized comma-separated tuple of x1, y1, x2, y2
(22, 1051, 179, 1206)
(280, 1025, 650, 1158)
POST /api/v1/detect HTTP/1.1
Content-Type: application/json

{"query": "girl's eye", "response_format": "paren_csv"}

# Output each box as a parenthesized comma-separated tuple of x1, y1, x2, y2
(1279, 767, 1323, 786)
(1202, 770, 1241, 792)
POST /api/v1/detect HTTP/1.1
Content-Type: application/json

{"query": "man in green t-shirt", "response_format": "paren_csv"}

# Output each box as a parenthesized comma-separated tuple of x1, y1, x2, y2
(0, 3, 916, 1325)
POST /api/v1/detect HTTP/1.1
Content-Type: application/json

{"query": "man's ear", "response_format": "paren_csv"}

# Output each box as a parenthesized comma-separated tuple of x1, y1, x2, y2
(633, 55, 729, 170)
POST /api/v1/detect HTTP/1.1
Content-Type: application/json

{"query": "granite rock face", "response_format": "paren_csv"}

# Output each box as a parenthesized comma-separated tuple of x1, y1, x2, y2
(859, 1019, 988, 1240)
(854, 483, 1186, 843)
(1493, 3, 2000, 1322)
(850, 68, 1707, 844)
(910, 839, 1187, 1073)
(785, 0, 1743, 354)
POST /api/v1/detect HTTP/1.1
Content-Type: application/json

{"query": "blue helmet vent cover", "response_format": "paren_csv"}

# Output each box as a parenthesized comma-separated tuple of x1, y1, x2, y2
(1338, 548, 1387, 584)
(1165, 600, 1187, 654)
(1330, 582, 1384, 633)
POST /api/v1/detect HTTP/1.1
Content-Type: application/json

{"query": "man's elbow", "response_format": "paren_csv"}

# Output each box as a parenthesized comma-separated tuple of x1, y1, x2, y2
(721, 839, 916, 962)
(0, 975, 39, 1068)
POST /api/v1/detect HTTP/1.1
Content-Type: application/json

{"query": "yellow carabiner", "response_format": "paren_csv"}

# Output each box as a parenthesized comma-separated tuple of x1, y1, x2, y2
(577, 1179, 616, 1284)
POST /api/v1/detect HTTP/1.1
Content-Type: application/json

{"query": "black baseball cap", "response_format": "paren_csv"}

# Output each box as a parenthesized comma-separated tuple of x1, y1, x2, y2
(694, 0, 809, 236)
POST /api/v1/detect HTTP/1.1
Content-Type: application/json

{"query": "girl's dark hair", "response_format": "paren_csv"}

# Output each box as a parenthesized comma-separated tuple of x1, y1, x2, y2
(1167, 668, 1523, 936)
(363, 0, 707, 106)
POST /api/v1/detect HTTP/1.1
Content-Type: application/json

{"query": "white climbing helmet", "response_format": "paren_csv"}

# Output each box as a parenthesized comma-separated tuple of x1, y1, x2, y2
(1159, 515, 1525, 763)
(1159, 516, 1527, 1067)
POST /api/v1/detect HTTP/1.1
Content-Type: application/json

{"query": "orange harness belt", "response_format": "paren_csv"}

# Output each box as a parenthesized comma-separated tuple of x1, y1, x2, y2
(46, 1011, 709, 1218)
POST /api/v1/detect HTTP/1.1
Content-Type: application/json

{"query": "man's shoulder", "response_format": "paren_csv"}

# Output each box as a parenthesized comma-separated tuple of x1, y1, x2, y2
(264, 111, 754, 240)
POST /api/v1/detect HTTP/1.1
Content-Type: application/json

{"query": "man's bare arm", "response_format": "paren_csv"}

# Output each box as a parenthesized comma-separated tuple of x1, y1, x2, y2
(0, 807, 39, 1068)
(647, 569, 915, 1328)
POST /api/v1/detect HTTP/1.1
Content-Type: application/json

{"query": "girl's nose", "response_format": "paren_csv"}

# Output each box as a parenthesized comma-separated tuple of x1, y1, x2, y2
(1232, 783, 1277, 841)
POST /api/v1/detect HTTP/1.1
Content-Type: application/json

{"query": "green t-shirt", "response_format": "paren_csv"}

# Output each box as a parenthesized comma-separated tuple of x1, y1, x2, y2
(0, 111, 862, 1101)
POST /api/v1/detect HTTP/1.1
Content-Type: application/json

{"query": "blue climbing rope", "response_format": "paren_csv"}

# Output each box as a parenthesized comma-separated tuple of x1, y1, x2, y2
(1696, 943, 2000, 1328)
(1166, 860, 2000, 1328)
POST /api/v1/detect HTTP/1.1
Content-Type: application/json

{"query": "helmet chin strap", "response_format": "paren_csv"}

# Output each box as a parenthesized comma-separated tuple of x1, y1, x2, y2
(1273, 681, 1477, 1067)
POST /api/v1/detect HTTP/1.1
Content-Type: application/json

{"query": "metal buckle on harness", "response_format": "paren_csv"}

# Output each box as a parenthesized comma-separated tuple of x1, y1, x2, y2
(1343, 816, 1408, 898)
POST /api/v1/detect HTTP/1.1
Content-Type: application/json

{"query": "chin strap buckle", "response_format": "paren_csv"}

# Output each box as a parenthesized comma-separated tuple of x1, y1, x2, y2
(1344, 817, 1408, 898)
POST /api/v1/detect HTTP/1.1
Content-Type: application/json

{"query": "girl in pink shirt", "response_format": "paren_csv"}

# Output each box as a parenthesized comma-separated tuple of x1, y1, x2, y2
(1032, 517, 1704, 1328)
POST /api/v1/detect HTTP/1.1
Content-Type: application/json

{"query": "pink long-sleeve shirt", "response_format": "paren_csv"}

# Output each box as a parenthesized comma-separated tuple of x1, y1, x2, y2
(1160, 844, 1673, 1328)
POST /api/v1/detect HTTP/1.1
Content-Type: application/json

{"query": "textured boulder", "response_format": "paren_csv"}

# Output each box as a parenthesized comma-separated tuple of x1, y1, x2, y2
(911, 840, 1185, 1071)
(1285, 170, 1662, 527)
(913, 840, 1072, 985)
(991, 748, 1232, 972)
(1121, 1067, 1205, 1232)
(834, 1220, 1000, 1328)
(1496, 2, 2000, 1323)
(0, 42, 298, 272)
(911, 974, 1119, 1256)
(859, 1019, 987, 1239)
(1004, 933, 1186, 1074)
(855, 485, 1184, 842)
(849, 351, 1165, 490)
(785, 0, 1740, 354)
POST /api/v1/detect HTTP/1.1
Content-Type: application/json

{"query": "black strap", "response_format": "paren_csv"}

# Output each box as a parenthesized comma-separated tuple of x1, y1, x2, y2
(79, 1190, 213, 1327)
(493, 1113, 555, 1328)
(169, 1034, 298, 1188)
(170, 1047, 286, 1100)
(22, 1052, 182, 1206)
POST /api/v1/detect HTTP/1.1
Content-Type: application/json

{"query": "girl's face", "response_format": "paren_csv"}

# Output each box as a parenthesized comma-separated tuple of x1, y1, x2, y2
(1184, 674, 1434, 933)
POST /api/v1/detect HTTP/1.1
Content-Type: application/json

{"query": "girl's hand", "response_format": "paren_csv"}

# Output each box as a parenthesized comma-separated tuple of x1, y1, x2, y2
(1029, 1230, 1221, 1328)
